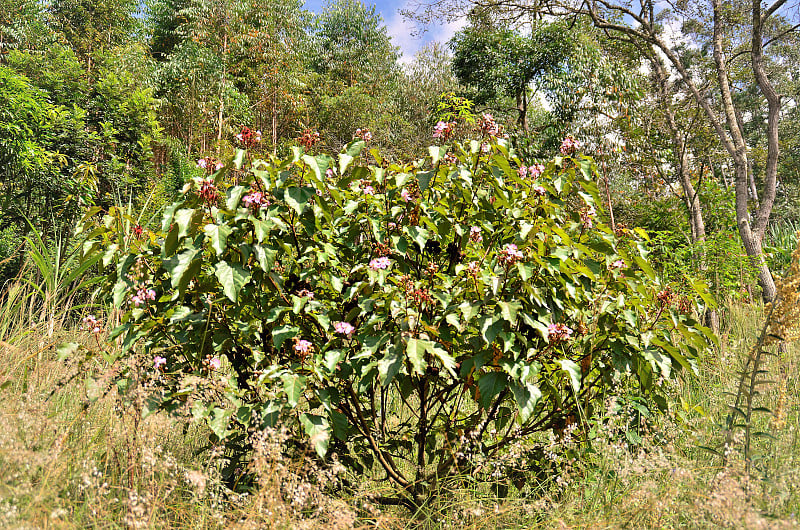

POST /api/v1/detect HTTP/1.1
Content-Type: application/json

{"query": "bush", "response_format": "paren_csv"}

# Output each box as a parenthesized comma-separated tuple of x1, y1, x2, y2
(72, 135, 714, 508)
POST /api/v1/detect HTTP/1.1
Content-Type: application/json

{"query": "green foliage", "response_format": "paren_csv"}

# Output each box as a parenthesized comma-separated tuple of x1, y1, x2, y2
(76, 135, 714, 506)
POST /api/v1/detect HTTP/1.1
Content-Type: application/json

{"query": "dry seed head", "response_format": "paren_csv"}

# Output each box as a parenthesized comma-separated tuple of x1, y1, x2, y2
(765, 232, 800, 345)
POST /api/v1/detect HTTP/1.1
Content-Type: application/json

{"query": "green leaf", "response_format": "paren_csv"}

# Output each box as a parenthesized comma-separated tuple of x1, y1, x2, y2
(417, 170, 434, 192)
(272, 324, 299, 349)
(558, 359, 582, 393)
(479, 314, 503, 344)
(477, 372, 507, 409)
(253, 244, 277, 272)
(214, 262, 250, 302)
(285, 186, 316, 215)
(226, 186, 247, 210)
(282, 374, 306, 407)
(405, 338, 430, 375)
(406, 226, 430, 251)
(174, 208, 200, 239)
(164, 249, 199, 288)
(459, 302, 481, 323)
(511, 383, 542, 423)
(300, 413, 330, 457)
(429, 343, 457, 377)
(378, 345, 404, 387)
(209, 407, 233, 440)
(497, 300, 521, 324)
(203, 223, 231, 255)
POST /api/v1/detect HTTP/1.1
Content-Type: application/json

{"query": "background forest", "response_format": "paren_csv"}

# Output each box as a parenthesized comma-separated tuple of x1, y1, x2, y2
(2, 0, 800, 527)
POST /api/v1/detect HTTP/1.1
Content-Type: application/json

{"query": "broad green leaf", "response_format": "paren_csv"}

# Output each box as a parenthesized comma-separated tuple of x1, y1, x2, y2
(282, 374, 306, 407)
(512, 383, 542, 423)
(558, 359, 582, 393)
(405, 338, 430, 375)
(497, 300, 521, 323)
(214, 262, 250, 302)
(285, 186, 316, 214)
(477, 371, 507, 409)
(300, 413, 330, 457)
(203, 223, 231, 255)
(378, 345, 403, 387)
(164, 249, 199, 288)
(174, 208, 200, 239)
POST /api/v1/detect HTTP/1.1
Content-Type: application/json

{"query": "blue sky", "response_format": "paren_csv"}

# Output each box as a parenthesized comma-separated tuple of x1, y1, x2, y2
(302, 0, 466, 62)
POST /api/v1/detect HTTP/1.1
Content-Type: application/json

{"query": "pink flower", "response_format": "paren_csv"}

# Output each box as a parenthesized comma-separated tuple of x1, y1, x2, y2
(197, 158, 207, 169)
(369, 257, 391, 270)
(611, 259, 625, 269)
(297, 289, 314, 299)
(364, 185, 375, 196)
(81, 314, 102, 335)
(560, 135, 579, 156)
(498, 244, 524, 266)
(470, 226, 483, 243)
(433, 121, 455, 140)
(518, 165, 528, 177)
(153, 356, 166, 370)
(209, 357, 221, 370)
(529, 164, 544, 179)
(334, 321, 355, 336)
(533, 185, 547, 196)
(242, 191, 269, 209)
(294, 339, 312, 354)
(400, 189, 411, 202)
(547, 323, 573, 342)
(326, 168, 334, 179)
(214, 162, 224, 170)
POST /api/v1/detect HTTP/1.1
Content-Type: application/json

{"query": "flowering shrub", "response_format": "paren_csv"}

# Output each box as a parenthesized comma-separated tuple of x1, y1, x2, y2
(74, 136, 714, 508)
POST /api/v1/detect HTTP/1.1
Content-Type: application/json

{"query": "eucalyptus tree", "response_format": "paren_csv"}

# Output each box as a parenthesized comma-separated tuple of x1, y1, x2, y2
(307, 0, 403, 152)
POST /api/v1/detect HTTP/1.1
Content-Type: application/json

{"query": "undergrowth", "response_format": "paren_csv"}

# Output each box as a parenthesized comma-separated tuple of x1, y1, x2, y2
(0, 251, 799, 528)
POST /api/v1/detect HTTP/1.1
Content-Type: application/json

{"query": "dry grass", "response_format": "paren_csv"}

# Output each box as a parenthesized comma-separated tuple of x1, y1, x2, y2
(0, 263, 799, 528)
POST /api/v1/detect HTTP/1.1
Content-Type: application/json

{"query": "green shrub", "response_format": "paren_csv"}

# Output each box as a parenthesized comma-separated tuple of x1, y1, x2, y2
(71, 135, 714, 508)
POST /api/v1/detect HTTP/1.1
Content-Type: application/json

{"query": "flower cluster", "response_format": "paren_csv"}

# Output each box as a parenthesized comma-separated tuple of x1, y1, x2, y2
(153, 356, 167, 370)
(293, 338, 313, 361)
(297, 129, 321, 150)
(580, 205, 597, 229)
(478, 113, 501, 137)
(467, 261, 481, 279)
(131, 286, 156, 307)
(236, 126, 262, 148)
(334, 321, 355, 336)
(498, 243, 525, 266)
(532, 185, 547, 196)
(81, 314, 103, 335)
(132, 225, 144, 239)
(610, 259, 625, 270)
(409, 287, 433, 306)
(197, 179, 219, 204)
(400, 189, 411, 202)
(373, 241, 391, 257)
(547, 323, 574, 343)
(519, 163, 545, 179)
(197, 157, 224, 174)
(242, 191, 270, 210)
(560, 135, 580, 156)
(353, 128, 373, 143)
(205, 356, 222, 370)
(470, 226, 483, 243)
(297, 289, 314, 299)
(657, 287, 675, 306)
(433, 121, 455, 141)
(369, 256, 391, 270)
